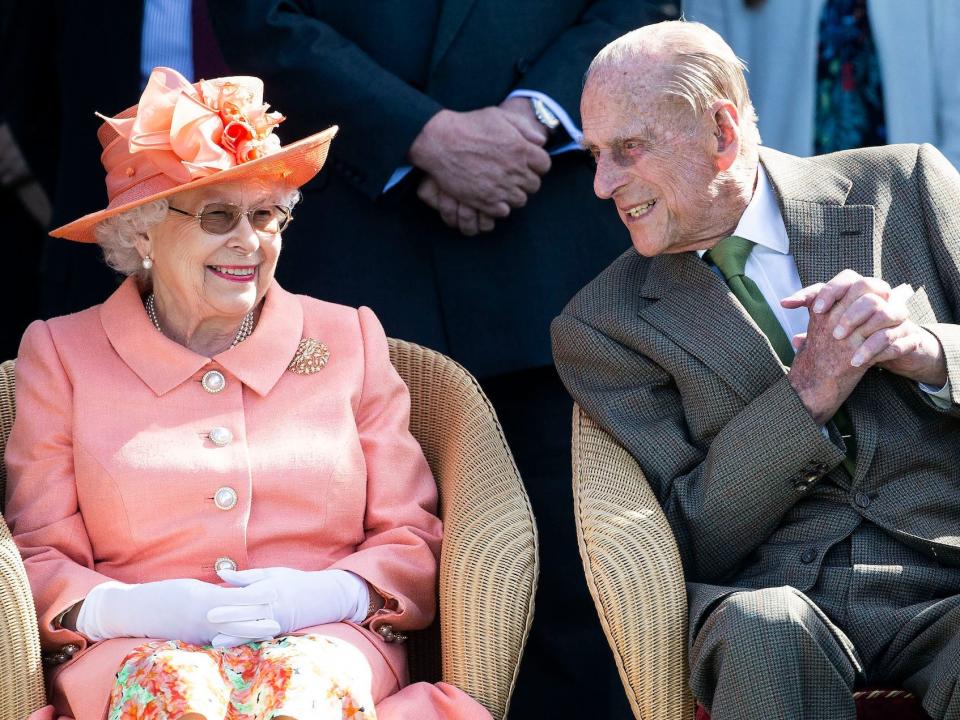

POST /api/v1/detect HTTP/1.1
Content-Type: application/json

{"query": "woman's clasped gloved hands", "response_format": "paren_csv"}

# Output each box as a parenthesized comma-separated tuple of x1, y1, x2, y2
(210, 567, 371, 648)
(75, 578, 283, 645)
(76, 568, 371, 648)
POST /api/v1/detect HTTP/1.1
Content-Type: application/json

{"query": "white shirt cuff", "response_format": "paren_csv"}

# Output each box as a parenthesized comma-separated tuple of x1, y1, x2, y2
(919, 378, 953, 409)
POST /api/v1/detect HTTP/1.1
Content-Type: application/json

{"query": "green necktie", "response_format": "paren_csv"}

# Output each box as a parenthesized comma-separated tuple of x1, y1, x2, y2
(705, 236, 856, 475)
(705, 236, 795, 365)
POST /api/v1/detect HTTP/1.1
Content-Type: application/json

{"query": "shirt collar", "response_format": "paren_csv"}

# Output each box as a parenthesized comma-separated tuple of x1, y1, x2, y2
(732, 164, 790, 254)
(100, 276, 304, 397)
(696, 164, 790, 258)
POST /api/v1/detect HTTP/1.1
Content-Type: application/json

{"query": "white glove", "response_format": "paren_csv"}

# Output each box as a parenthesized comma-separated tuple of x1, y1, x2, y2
(210, 567, 370, 648)
(76, 578, 281, 645)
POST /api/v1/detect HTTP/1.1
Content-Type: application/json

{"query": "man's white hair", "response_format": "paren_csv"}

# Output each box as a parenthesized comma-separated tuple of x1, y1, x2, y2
(585, 20, 761, 149)
(93, 184, 301, 280)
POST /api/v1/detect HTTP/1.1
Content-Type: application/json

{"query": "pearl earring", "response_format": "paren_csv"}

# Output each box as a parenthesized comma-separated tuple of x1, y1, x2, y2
(142, 255, 153, 270)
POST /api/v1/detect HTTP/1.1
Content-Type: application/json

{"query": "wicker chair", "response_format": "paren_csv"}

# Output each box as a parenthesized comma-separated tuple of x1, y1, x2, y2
(0, 339, 538, 720)
(571, 402, 929, 720)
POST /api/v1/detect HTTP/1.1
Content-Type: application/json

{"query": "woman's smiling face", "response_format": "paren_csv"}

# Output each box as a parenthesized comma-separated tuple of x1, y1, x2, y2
(141, 180, 293, 326)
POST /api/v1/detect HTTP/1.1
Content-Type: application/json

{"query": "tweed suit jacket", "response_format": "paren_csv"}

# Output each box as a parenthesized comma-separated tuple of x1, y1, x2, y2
(552, 144, 960, 634)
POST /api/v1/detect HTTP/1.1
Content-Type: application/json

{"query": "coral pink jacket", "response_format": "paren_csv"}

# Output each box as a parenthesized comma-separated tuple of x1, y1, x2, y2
(6, 278, 445, 720)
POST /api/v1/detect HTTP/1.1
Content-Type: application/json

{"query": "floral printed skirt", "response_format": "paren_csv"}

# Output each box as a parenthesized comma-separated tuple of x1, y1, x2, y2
(107, 634, 377, 720)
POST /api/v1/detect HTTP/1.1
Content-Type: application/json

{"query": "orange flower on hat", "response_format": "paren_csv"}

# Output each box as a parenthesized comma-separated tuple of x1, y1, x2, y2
(97, 67, 286, 183)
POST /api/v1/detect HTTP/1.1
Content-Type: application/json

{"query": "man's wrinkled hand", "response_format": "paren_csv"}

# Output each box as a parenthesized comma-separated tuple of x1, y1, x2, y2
(408, 107, 551, 218)
(786, 305, 869, 424)
(417, 176, 496, 236)
(498, 96, 550, 146)
(782, 270, 947, 387)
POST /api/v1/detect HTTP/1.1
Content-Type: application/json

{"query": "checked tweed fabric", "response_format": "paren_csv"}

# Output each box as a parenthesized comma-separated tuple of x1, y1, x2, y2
(552, 144, 960, 717)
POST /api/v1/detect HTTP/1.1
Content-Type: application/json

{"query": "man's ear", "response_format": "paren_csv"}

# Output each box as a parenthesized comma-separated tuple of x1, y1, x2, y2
(711, 101, 741, 172)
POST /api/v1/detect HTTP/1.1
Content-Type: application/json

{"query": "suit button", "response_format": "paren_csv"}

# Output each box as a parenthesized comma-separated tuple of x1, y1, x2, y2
(214, 557, 237, 573)
(208, 427, 233, 446)
(800, 548, 818, 564)
(214, 487, 238, 510)
(201, 370, 226, 394)
(515, 56, 530, 74)
(854, 492, 871, 509)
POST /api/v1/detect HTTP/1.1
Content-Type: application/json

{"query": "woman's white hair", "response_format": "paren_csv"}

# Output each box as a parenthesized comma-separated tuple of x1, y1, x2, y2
(585, 20, 761, 150)
(93, 199, 170, 280)
(92, 183, 301, 280)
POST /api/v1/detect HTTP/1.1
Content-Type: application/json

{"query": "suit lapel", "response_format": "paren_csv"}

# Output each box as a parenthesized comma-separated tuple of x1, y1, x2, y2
(430, 0, 477, 72)
(761, 148, 880, 482)
(637, 252, 788, 403)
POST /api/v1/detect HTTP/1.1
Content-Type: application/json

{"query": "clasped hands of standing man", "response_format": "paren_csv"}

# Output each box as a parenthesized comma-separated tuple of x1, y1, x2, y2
(411, 98, 552, 236)
(783, 270, 948, 425)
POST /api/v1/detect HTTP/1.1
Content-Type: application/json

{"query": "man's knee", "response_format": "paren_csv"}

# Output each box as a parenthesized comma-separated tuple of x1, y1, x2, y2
(700, 587, 822, 657)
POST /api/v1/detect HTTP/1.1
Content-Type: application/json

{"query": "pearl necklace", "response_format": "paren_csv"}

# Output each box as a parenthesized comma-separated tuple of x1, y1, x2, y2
(145, 294, 255, 348)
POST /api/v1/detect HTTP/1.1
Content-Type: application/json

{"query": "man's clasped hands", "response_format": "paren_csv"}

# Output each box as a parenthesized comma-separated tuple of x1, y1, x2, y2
(410, 97, 552, 236)
(783, 270, 947, 425)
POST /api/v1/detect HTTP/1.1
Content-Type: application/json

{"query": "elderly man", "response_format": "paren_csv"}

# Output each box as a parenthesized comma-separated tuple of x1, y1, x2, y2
(552, 20, 960, 720)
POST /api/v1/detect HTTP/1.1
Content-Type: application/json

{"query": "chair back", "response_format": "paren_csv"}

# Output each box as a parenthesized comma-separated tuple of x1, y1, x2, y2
(0, 360, 46, 720)
(388, 338, 537, 719)
(571, 402, 695, 720)
(0, 359, 15, 512)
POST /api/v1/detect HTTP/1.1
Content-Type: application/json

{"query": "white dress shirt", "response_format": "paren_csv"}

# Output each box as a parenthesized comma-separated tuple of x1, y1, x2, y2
(700, 166, 951, 407)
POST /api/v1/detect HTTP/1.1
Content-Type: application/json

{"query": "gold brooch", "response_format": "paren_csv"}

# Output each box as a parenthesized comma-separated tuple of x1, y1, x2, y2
(288, 338, 330, 375)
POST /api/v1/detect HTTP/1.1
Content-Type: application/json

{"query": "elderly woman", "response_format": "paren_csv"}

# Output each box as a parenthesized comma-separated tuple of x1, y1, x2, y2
(5, 67, 491, 720)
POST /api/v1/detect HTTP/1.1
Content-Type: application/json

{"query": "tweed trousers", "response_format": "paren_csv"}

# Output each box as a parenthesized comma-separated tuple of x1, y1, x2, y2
(691, 523, 960, 720)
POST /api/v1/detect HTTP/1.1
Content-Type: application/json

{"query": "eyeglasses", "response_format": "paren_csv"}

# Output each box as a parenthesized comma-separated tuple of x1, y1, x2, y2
(168, 203, 294, 235)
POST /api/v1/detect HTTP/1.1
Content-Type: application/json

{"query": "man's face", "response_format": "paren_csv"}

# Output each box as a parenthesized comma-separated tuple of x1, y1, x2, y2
(581, 69, 724, 257)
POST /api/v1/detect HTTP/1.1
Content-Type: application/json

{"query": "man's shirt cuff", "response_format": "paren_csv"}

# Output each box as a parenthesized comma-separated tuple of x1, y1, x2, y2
(919, 378, 954, 409)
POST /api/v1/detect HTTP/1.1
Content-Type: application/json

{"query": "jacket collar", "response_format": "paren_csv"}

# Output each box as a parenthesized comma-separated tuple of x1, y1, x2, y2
(100, 277, 304, 397)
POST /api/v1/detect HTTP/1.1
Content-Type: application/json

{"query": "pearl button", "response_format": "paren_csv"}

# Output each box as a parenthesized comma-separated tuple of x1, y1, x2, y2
(214, 486, 238, 510)
(201, 370, 226, 394)
(214, 557, 237, 573)
(209, 427, 233, 446)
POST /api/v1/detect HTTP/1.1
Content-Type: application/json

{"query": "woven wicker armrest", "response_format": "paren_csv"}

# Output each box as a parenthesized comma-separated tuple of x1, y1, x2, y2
(572, 403, 694, 720)
(0, 359, 47, 720)
(388, 339, 538, 720)
(0, 513, 46, 720)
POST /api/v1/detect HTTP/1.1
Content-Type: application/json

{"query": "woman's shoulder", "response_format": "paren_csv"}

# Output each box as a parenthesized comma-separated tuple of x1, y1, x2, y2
(17, 304, 105, 359)
(289, 290, 386, 339)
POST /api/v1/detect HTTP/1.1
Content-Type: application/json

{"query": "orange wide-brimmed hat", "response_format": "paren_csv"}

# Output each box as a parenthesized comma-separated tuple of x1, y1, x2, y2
(51, 66, 337, 242)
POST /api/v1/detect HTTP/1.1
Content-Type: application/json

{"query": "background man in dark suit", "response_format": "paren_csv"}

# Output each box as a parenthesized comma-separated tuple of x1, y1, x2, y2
(209, 1, 674, 714)
(553, 20, 960, 720)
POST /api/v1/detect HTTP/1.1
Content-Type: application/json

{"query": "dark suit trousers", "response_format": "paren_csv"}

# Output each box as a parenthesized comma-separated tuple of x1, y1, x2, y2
(482, 368, 632, 718)
(690, 524, 960, 720)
